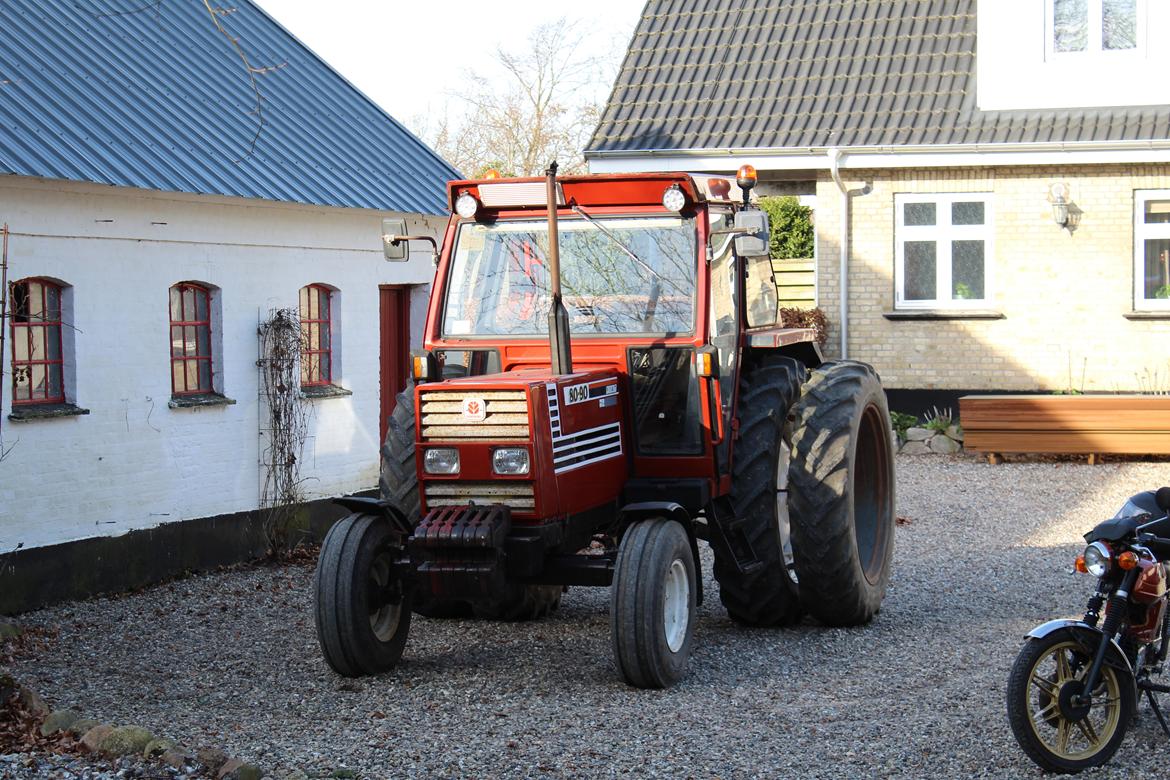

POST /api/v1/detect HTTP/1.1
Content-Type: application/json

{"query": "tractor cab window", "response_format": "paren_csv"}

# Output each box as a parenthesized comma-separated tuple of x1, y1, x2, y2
(442, 216, 697, 338)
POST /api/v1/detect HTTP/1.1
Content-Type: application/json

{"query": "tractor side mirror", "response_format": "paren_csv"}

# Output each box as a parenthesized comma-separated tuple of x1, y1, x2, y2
(733, 210, 769, 257)
(382, 218, 409, 261)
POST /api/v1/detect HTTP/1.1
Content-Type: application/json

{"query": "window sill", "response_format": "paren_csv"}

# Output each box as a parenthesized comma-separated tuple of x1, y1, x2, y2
(8, 403, 90, 422)
(300, 384, 353, 400)
(168, 393, 237, 409)
(883, 310, 1005, 321)
(1123, 311, 1170, 320)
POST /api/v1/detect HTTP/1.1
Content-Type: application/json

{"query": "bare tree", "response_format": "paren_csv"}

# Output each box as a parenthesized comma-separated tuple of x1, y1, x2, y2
(421, 19, 615, 177)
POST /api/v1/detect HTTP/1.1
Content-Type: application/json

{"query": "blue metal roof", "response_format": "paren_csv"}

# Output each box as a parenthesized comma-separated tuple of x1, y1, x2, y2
(0, 0, 460, 214)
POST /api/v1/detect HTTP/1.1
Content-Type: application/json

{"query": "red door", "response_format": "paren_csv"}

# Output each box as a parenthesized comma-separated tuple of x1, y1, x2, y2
(379, 285, 412, 446)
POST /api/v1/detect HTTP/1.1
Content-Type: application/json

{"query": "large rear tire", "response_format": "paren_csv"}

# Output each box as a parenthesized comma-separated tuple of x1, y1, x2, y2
(788, 360, 896, 626)
(314, 513, 411, 677)
(610, 519, 697, 689)
(379, 383, 464, 618)
(713, 355, 806, 626)
(472, 584, 563, 621)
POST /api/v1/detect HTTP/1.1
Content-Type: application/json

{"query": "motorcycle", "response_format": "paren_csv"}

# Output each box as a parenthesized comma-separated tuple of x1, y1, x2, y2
(1007, 486, 1170, 774)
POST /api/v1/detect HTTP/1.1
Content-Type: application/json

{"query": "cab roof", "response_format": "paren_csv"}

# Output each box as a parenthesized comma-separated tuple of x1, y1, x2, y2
(446, 172, 742, 213)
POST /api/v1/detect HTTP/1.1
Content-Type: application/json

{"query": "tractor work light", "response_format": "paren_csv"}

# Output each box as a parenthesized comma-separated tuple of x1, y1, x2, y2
(455, 192, 480, 219)
(736, 164, 758, 189)
(492, 447, 530, 475)
(662, 184, 687, 212)
(424, 448, 460, 475)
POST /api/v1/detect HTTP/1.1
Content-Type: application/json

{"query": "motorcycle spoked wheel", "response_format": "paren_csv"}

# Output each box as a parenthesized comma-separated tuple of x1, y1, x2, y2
(1006, 631, 1135, 774)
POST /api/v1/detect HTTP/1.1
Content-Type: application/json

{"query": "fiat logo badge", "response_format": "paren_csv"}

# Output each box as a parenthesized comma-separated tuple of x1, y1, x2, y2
(462, 397, 486, 421)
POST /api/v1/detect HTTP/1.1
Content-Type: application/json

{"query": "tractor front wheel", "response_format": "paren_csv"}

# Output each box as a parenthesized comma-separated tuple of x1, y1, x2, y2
(788, 360, 896, 626)
(314, 513, 411, 677)
(610, 519, 697, 688)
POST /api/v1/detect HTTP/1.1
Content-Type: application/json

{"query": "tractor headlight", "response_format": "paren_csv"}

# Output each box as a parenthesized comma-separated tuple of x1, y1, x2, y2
(454, 193, 479, 219)
(1083, 541, 1112, 577)
(492, 447, 530, 475)
(424, 447, 460, 475)
(662, 184, 687, 212)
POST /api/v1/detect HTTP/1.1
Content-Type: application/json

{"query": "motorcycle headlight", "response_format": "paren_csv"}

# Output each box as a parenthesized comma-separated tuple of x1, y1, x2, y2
(424, 447, 460, 475)
(492, 447, 530, 475)
(1083, 541, 1112, 577)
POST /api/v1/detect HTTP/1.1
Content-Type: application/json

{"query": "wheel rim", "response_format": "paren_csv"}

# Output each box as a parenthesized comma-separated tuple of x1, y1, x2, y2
(854, 402, 893, 585)
(368, 552, 402, 642)
(1024, 640, 1123, 761)
(663, 558, 690, 653)
(776, 439, 797, 584)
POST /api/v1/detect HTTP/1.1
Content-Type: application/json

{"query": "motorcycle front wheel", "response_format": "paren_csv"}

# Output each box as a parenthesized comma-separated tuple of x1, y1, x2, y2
(1006, 630, 1135, 774)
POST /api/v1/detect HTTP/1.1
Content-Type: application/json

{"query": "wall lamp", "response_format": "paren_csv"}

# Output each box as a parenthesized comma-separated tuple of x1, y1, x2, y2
(1048, 182, 1071, 227)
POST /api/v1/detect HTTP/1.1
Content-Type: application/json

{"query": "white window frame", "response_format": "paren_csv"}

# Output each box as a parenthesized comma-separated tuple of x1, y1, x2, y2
(1134, 190, 1170, 311)
(894, 193, 994, 311)
(1046, 0, 1145, 59)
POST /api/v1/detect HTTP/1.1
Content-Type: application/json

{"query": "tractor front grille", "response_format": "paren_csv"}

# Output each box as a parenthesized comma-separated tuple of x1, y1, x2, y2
(419, 390, 529, 441)
(424, 481, 535, 511)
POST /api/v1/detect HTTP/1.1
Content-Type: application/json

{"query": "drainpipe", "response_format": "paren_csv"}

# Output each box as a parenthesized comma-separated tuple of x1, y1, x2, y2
(827, 149, 871, 360)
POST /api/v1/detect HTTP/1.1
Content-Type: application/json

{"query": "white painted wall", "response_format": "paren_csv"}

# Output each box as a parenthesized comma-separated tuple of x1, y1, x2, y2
(0, 177, 447, 550)
(978, 0, 1170, 111)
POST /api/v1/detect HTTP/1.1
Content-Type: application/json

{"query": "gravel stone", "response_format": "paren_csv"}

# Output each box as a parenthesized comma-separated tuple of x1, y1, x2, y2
(0, 622, 22, 641)
(6, 456, 1170, 778)
(39, 708, 81, 736)
(80, 724, 114, 753)
(928, 434, 961, 454)
(98, 725, 154, 757)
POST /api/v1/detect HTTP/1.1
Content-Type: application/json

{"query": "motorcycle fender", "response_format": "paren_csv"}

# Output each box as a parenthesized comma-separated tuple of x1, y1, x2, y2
(1026, 619, 1138, 694)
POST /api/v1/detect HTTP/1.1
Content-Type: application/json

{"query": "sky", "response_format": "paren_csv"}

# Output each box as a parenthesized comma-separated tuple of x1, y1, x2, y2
(254, 1, 643, 138)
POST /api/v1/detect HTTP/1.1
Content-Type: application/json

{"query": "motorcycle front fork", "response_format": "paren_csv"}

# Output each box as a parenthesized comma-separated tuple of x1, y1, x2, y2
(1075, 568, 1140, 708)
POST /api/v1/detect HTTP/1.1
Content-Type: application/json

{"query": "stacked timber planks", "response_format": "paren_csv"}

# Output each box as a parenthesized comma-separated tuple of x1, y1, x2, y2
(959, 395, 1170, 457)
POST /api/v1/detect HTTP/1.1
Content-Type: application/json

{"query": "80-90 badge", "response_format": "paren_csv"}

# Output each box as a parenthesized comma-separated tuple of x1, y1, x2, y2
(564, 382, 617, 406)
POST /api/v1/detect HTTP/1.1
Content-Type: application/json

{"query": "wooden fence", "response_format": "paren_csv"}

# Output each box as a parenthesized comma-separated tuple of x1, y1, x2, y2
(772, 258, 815, 310)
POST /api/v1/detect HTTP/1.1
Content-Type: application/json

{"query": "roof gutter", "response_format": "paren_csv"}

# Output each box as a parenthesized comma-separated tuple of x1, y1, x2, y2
(827, 149, 871, 361)
(586, 138, 1170, 160)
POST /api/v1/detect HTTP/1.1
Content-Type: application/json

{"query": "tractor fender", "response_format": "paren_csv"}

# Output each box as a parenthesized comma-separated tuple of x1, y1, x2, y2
(1026, 619, 1137, 696)
(616, 501, 703, 606)
(332, 495, 413, 539)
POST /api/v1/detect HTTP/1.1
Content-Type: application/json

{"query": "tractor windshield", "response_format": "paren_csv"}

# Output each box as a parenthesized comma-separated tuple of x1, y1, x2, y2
(442, 216, 697, 337)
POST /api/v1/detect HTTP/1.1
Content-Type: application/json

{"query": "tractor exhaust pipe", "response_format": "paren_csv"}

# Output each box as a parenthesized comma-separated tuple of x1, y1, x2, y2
(545, 161, 573, 375)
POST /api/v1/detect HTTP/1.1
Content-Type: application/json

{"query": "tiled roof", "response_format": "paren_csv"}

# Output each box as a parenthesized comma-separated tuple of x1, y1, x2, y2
(0, 0, 459, 213)
(588, 0, 1170, 154)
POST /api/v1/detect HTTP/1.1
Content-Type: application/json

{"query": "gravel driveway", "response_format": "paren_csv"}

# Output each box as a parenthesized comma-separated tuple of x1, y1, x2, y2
(6, 456, 1170, 778)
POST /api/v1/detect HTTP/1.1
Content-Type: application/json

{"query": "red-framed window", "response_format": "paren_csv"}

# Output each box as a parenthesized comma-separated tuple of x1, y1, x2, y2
(169, 282, 213, 395)
(300, 284, 333, 386)
(10, 278, 65, 405)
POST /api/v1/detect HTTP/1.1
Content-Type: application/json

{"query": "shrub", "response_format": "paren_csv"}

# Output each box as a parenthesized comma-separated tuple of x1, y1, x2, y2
(779, 306, 827, 346)
(889, 411, 917, 440)
(759, 196, 814, 259)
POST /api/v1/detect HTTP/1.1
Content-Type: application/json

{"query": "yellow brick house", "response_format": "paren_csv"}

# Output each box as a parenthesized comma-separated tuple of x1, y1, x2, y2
(586, 0, 1170, 414)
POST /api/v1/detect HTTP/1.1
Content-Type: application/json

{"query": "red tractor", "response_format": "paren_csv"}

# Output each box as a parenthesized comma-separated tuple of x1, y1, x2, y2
(314, 165, 895, 688)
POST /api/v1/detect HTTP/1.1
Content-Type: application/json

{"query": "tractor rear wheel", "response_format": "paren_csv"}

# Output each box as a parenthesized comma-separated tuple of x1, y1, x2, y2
(788, 360, 896, 626)
(713, 355, 806, 626)
(380, 382, 466, 618)
(314, 513, 411, 676)
(610, 519, 697, 688)
(379, 381, 555, 621)
(472, 584, 563, 621)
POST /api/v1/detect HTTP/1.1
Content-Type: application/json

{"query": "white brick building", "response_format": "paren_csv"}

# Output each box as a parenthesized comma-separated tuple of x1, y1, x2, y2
(0, 0, 458, 610)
